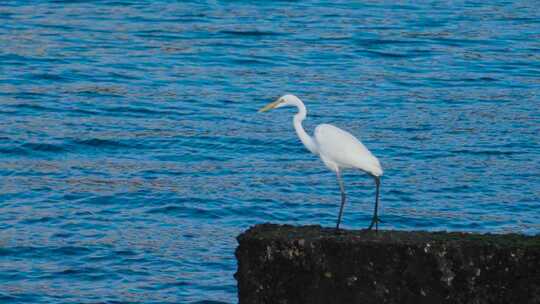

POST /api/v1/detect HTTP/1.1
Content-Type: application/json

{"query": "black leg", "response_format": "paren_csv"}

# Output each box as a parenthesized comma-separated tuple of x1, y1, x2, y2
(335, 171, 346, 230)
(367, 176, 381, 232)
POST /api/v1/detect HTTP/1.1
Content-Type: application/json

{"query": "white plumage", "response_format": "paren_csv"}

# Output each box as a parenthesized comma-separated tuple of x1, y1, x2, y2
(259, 94, 384, 231)
(315, 124, 383, 177)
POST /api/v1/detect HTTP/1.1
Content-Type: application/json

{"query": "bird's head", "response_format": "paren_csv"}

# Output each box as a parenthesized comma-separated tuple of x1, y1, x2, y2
(258, 94, 301, 113)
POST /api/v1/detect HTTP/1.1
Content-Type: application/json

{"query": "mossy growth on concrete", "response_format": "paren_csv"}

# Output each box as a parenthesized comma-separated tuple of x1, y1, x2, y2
(236, 224, 540, 304)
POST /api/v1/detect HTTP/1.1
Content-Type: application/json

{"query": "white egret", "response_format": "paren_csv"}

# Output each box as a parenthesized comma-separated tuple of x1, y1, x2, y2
(259, 94, 383, 231)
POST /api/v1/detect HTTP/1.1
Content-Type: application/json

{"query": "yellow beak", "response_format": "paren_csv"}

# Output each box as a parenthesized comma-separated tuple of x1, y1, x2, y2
(258, 100, 281, 113)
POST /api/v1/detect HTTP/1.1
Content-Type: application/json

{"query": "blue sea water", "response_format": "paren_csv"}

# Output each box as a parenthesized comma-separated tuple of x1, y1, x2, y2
(0, 0, 539, 303)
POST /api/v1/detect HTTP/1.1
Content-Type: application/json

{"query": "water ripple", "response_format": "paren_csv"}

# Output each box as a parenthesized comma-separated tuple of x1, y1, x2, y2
(0, 1, 539, 303)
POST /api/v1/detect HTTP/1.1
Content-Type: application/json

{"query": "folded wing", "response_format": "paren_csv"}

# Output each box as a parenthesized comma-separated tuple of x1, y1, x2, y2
(314, 124, 383, 176)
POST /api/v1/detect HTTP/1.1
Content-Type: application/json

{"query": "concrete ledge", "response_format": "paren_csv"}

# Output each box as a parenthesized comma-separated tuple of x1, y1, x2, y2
(235, 223, 540, 304)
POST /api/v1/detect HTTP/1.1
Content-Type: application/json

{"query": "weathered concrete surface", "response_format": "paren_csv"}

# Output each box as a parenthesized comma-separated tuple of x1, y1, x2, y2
(235, 223, 540, 304)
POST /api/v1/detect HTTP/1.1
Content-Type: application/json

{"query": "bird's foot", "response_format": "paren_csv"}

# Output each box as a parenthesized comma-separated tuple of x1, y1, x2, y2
(333, 228, 346, 235)
(366, 216, 383, 232)
(334, 222, 347, 235)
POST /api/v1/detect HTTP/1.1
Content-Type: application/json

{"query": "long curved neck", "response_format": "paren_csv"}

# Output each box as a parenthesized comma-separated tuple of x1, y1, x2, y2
(292, 99, 318, 155)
